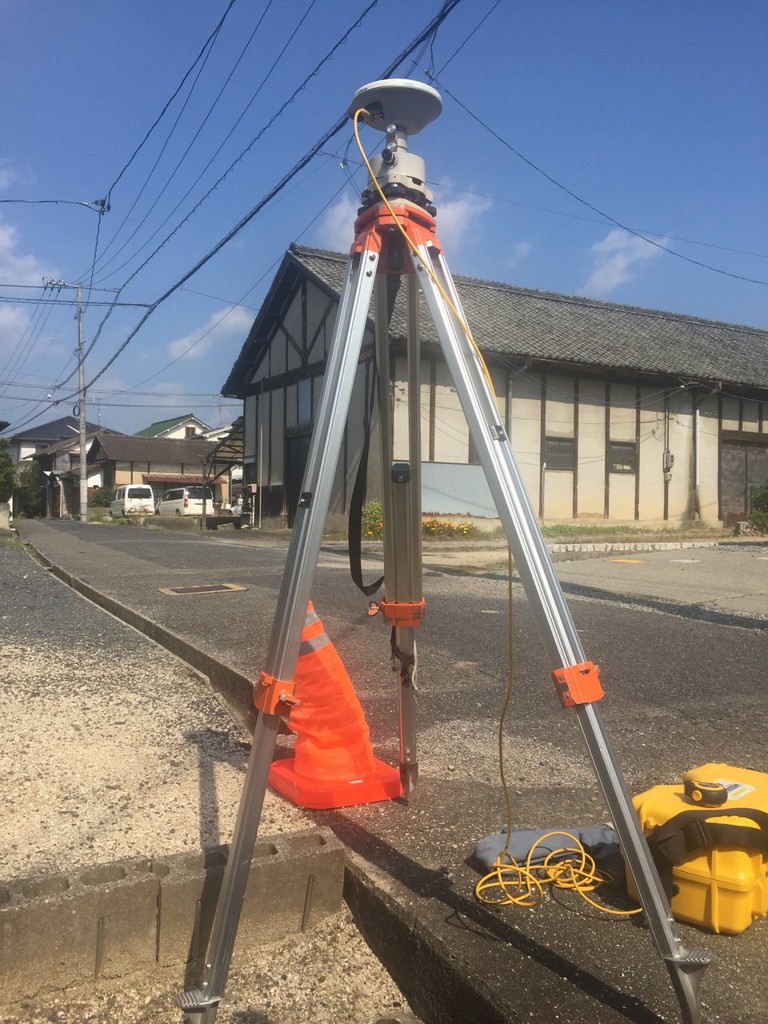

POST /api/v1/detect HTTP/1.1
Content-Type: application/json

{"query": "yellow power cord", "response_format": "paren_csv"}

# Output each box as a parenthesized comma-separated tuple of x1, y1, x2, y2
(353, 108, 641, 921)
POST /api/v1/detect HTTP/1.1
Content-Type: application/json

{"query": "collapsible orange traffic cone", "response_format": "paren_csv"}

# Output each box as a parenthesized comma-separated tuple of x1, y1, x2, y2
(268, 602, 403, 809)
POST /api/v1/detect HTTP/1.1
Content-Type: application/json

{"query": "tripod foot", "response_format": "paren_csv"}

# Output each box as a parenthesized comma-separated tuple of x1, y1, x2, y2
(400, 761, 419, 796)
(175, 989, 220, 1024)
(664, 947, 712, 1024)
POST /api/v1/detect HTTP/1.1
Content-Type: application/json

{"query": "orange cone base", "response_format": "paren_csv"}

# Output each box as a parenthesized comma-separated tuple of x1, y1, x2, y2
(268, 756, 403, 810)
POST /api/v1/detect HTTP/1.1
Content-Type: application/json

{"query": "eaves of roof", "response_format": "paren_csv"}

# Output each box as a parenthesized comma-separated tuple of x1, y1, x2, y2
(88, 434, 217, 464)
(222, 243, 768, 397)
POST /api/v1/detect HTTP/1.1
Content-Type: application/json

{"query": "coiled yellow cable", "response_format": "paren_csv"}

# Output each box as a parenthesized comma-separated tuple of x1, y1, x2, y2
(475, 829, 643, 916)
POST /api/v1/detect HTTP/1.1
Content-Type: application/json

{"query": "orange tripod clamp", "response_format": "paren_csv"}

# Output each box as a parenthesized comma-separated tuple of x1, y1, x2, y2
(551, 661, 604, 708)
(254, 670, 300, 716)
(380, 598, 426, 628)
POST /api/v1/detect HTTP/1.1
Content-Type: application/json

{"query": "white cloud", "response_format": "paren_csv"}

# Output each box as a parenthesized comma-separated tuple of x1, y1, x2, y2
(433, 192, 493, 253)
(0, 216, 51, 285)
(314, 193, 360, 253)
(166, 305, 253, 361)
(0, 304, 32, 363)
(583, 228, 665, 296)
(506, 240, 534, 268)
(0, 159, 20, 192)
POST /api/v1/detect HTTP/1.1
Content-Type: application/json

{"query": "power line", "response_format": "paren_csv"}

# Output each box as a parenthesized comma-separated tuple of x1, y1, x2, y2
(0, 296, 151, 307)
(68, 0, 384, 386)
(81, 2, 464, 393)
(432, 77, 768, 288)
(91, 0, 380, 293)
(90, 0, 294, 284)
(89, 4, 235, 277)
(100, 0, 239, 217)
(429, 182, 768, 261)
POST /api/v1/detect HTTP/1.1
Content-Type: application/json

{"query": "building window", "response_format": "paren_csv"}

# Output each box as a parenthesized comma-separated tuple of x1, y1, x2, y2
(544, 437, 574, 471)
(185, 426, 197, 437)
(609, 441, 637, 473)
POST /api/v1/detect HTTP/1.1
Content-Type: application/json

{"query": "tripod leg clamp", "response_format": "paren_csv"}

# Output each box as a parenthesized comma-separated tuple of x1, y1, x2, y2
(552, 661, 604, 708)
(254, 671, 300, 716)
(380, 598, 426, 627)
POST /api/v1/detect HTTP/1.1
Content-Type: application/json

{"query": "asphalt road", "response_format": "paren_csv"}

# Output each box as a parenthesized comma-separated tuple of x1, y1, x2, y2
(14, 520, 768, 1024)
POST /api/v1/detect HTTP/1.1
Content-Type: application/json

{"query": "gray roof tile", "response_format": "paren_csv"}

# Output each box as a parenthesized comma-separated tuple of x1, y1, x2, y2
(223, 243, 768, 395)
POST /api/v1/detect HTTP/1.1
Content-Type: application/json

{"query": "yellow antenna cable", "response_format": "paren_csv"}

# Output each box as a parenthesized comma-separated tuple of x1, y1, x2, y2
(352, 108, 496, 396)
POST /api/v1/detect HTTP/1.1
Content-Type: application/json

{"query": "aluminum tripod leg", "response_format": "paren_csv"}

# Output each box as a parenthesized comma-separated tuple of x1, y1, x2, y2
(374, 272, 422, 794)
(409, 240, 710, 1024)
(177, 246, 380, 1023)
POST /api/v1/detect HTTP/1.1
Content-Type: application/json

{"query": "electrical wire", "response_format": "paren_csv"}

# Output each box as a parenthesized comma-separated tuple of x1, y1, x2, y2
(75, 0, 465, 395)
(431, 78, 768, 289)
(351, 106, 496, 394)
(91, 0, 239, 269)
(89, 0, 283, 284)
(115, 157, 354, 395)
(69, 0, 386, 387)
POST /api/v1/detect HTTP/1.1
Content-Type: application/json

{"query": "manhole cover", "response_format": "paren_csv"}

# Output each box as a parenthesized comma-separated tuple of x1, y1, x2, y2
(158, 583, 248, 596)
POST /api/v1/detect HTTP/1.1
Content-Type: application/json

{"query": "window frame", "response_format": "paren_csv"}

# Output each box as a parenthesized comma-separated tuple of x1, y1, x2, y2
(543, 436, 575, 471)
(608, 440, 637, 474)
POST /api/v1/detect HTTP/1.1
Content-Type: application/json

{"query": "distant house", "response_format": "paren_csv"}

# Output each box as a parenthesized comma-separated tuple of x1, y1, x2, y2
(134, 413, 211, 440)
(7, 415, 104, 465)
(86, 434, 231, 507)
(222, 243, 768, 529)
(31, 428, 118, 519)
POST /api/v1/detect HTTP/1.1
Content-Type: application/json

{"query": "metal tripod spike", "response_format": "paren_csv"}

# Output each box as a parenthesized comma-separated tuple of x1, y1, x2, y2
(177, 79, 711, 1024)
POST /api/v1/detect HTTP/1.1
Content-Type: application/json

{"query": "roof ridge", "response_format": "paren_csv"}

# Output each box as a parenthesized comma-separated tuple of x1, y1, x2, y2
(289, 242, 767, 337)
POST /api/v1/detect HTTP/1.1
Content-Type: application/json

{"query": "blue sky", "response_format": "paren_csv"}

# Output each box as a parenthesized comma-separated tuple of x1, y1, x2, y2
(1, 0, 766, 436)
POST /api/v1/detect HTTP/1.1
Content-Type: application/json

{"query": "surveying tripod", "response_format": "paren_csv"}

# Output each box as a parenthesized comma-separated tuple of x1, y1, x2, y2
(179, 80, 710, 1024)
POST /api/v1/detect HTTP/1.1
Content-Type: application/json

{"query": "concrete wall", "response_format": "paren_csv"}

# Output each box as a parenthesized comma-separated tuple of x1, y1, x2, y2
(0, 829, 344, 1003)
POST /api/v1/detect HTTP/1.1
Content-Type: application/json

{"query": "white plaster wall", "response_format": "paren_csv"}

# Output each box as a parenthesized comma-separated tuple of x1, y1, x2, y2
(508, 374, 541, 510)
(576, 379, 606, 519)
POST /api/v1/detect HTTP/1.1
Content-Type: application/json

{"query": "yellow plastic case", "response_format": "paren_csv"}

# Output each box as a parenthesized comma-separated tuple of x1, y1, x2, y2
(627, 763, 768, 934)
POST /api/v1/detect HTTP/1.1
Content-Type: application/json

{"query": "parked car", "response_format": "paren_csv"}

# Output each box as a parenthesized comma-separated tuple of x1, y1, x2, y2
(110, 484, 155, 518)
(155, 486, 214, 516)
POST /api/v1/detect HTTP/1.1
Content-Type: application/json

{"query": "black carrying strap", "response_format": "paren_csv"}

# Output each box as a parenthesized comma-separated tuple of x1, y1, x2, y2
(645, 806, 768, 900)
(647, 808, 768, 868)
(348, 363, 384, 598)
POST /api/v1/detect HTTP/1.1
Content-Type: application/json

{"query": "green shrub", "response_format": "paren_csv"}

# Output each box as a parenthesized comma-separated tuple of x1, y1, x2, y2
(14, 460, 45, 517)
(89, 486, 114, 508)
(361, 500, 383, 539)
(0, 439, 15, 502)
(749, 485, 768, 535)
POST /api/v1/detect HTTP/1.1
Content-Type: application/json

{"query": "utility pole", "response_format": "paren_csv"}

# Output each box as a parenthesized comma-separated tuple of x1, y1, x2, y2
(44, 278, 88, 520)
(76, 283, 87, 520)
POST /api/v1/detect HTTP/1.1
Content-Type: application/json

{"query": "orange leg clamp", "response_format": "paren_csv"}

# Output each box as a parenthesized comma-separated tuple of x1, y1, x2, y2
(380, 598, 425, 628)
(551, 661, 604, 708)
(254, 670, 300, 716)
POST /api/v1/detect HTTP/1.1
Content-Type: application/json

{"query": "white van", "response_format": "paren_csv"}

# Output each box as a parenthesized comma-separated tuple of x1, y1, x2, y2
(155, 485, 214, 516)
(110, 484, 155, 518)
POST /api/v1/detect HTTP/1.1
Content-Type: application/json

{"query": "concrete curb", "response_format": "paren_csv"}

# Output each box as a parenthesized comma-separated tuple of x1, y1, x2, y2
(344, 853, 508, 1024)
(0, 827, 344, 1003)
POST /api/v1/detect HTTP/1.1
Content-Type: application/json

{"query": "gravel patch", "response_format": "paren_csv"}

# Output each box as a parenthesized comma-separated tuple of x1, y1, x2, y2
(0, 544, 305, 882)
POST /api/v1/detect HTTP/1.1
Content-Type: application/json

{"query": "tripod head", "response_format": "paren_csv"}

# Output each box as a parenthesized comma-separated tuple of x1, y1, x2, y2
(347, 79, 442, 212)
